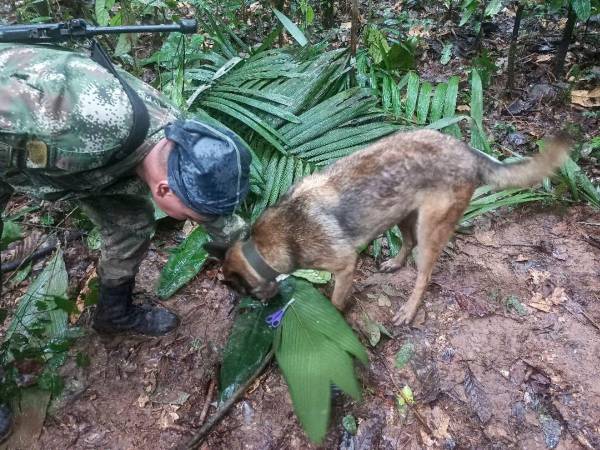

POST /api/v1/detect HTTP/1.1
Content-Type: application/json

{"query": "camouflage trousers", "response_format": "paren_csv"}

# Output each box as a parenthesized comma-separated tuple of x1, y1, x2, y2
(0, 178, 155, 288)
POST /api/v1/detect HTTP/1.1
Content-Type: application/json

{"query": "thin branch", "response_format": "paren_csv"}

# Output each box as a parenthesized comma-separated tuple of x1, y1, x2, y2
(181, 350, 274, 450)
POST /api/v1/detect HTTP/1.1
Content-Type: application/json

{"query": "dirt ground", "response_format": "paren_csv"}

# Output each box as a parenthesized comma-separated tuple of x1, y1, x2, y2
(15, 204, 594, 450)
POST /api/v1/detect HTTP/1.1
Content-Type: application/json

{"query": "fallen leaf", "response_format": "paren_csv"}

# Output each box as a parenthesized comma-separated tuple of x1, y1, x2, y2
(377, 293, 392, 307)
(536, 54, 553, 63)
(528, 269, 551, 285)
(137, 393, 150, 408)
(515, 254, 528, 262)
(464, 368, 491, 424)
(431, 405, 450, 440)
(395, 342, 415, 369)
(571, 87, 600, 108)
(457, 104, 471, 112)
(549, 287, 568, 305)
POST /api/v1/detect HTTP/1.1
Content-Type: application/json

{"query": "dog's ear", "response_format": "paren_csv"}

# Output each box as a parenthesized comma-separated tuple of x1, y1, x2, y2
(202, 242, 229, 259)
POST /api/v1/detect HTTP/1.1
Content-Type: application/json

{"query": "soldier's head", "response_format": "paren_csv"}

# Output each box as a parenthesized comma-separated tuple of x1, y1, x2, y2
(139, 119, 251, 224)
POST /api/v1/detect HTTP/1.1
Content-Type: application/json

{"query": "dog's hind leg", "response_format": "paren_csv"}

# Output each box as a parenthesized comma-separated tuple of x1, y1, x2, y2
(379, 211, 418, 273)
(393, 188, 472, 325)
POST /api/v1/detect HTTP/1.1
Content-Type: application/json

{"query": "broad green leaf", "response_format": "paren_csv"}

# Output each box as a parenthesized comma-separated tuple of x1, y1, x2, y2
(386, 42, 415, 71)
(219, 299, 281, 403)
(1, 220, 21, 250)
(275, 278, 365, 443)
(443, 76, 460, 136)
(571, 0, 591, 20)
(156, 226, 210, 299)
(6, 249, 68, 347)
(278, 277, 368, 363)
(272, 8, 308, 46)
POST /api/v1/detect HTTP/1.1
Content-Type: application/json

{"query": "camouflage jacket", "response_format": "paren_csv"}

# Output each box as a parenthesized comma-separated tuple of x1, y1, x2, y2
(0, 43, 180, 200)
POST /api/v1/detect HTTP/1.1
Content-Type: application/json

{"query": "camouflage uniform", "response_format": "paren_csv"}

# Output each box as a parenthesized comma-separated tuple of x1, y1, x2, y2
(0, 44, 246, 286)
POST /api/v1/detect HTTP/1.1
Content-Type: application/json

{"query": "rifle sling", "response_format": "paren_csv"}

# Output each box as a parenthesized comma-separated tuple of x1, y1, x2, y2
(90, 40, 150, 163)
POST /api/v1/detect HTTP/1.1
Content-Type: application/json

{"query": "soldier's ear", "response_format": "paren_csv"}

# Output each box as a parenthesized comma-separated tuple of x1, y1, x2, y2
(156, 180, 170, 198)
(203, 242, 229, 259)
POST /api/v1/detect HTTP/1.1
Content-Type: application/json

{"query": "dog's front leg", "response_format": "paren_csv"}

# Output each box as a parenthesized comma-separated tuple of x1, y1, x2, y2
(331, 259, 357, 311)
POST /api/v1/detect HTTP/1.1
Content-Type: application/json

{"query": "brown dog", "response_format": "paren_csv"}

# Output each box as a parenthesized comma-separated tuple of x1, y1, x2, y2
(219, 129, 569, 325)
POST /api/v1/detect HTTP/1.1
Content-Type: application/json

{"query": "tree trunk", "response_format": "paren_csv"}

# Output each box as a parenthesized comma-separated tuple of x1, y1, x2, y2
(323, 0, 334, 29)
(506, 1, 525, 91)
(553, 5, 577, 78)
(350, 0, 359, 57)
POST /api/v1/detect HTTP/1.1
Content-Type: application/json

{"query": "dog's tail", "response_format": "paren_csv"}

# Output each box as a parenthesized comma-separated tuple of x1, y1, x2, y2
(476, 136, 571, 190)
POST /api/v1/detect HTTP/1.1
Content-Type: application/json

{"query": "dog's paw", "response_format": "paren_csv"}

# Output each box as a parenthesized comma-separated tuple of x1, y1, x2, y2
(393, 304, 418, 326)
(378, 260, 403, 273)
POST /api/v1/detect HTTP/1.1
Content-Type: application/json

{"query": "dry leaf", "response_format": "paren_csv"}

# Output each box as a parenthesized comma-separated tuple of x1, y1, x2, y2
(137, 393, 150, 408)
(549, 287, 568, 305)
(340, 21, 352, 31)
(431, 406, 450, 440)
(420, 429, 435, 447)
(515, 254, 528, 262)
(378, 293, 392, 307)
(457, 104, 471, 112)
(571, 87, 600, 108)
(528, 269, 551, 285)
(536, 54, 553, 63)
(71, 266, 97, 324)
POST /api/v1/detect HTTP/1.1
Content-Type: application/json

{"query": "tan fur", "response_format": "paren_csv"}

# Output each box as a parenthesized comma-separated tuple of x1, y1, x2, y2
(223, 129, 571, 325)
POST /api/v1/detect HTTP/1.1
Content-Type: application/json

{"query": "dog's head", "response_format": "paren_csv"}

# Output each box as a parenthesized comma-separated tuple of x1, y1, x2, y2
(222, 241, 279, 300)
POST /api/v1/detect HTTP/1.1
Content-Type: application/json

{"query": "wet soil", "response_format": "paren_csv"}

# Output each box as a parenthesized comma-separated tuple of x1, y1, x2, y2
(29, 204, 600, 450)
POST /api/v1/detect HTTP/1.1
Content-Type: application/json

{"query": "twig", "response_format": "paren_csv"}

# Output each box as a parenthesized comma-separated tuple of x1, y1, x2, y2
(377, 355, 433, 435)
(198, 378, 217, 426)
(181, 350, 274, 450)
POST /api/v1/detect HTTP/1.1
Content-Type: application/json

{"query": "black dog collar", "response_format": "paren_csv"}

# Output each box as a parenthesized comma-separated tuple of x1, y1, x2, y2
(241, 239, 280, 281)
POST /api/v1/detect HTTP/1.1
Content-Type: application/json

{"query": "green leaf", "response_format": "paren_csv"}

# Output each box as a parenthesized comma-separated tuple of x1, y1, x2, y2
(86, 227, 102, 251)
(279, 277, 368, 364)
(426, 115, 468, 130)
(342, 414, 358, 435)
(1, 220, 21, 250)
(404, 72, 420, 121)
(292, 269, 332, 284)
(386, 42, 415, 71)
(274, 277, 367, 443)
(571, 0, 591, 20)
(53, 297, 78, 315)
(416, 82, 433, 125)
(484, 0, 503, 17)
(272, 8, 308, 46)
(429, 82, 447, 123)
(394, 342, 415, 369)
(5, 249, 69, 355)
(37, 369, 64, 396)
(440, 43, 452, 65)
(156, 226, 210, 299)
(219, 299, 280, 403)
(76, 351, 91, 368)
(95, 0, 110, 26)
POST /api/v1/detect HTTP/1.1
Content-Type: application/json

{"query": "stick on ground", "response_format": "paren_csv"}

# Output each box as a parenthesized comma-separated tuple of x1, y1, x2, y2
(181, 350, 274, 450)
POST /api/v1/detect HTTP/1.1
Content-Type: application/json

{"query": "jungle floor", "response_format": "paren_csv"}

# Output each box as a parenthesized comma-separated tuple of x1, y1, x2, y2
(14, 204, 593, 450)
(2, 2, 600, 450)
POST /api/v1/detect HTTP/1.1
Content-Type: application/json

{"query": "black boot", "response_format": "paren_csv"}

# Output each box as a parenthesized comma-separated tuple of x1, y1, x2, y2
(92, 279, 180, 336)
(0, 404, 12, 444)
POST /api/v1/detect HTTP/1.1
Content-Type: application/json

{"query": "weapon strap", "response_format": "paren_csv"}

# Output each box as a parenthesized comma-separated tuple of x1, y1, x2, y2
(90, 40, 150, 162)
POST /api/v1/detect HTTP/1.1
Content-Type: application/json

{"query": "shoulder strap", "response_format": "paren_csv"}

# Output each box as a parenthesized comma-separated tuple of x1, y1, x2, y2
(90, 40, 150, 162)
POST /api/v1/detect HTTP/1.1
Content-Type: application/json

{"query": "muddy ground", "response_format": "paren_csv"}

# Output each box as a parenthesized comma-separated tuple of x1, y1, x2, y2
(2, 204, 590, 449)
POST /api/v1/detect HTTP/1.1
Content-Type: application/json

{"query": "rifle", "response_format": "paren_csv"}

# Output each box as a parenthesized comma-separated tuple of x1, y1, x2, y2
(0, 18, 197, 43)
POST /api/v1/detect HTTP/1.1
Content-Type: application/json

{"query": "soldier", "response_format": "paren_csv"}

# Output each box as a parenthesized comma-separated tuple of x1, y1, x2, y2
(0, 43, 252, 338)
